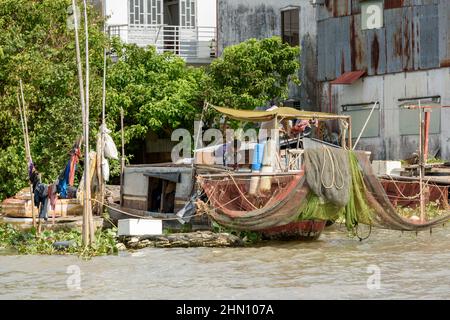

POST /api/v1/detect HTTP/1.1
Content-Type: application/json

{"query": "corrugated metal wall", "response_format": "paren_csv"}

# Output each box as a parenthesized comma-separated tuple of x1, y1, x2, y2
(317, 0, 450, 81)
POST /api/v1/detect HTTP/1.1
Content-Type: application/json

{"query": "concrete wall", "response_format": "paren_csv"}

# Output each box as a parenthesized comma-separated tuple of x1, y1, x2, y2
(321, 67, 450, 160)
(217, 0, 319, 109)
(105, 0, 127, 25)
(198, 0, 217, 28)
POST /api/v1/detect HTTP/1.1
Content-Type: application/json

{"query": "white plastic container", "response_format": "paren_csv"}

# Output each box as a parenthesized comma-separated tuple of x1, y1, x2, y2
(118, 219, 163, 236)
(371, 160, 402, 176)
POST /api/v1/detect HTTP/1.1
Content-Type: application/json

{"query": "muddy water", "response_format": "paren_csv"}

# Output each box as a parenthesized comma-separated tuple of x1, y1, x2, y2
(1, 226, 449, 299)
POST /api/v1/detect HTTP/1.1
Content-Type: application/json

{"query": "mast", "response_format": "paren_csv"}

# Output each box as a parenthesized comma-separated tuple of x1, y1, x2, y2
(17, 87, 36, 228)
(71, 0, 91, 246)
(418, 100, 425, 223)
(83, 0, 95, 244)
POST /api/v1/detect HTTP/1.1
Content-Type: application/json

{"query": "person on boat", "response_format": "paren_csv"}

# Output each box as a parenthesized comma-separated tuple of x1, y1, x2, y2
(289, 119, 318, 138)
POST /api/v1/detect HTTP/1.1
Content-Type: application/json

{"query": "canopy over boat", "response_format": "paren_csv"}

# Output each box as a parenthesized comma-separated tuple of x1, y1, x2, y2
(212, 105, 350, 122)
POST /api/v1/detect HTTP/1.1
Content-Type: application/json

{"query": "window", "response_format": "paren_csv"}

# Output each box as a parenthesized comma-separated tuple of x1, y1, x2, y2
(180, 0, 196, 27)
(398, 97, 441, 135)
(341, 103, 380, 138)
(129, 0, 163, 26)
(281, 8, 299, 47)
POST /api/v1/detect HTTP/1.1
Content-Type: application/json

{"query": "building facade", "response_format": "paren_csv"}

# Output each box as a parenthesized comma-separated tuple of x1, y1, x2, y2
(102, 0, 217, 64)
(217, 0, 450, 161)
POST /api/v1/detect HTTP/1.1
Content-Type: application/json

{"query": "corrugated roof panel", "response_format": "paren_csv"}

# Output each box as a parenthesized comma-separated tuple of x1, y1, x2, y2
(350, 14, 366, 71)
(385, 8, 403, 73)
(412, 5, 421, 70)
(438, 0, 450, 66)
(335, 15, 351, 77)
(402, 6, 414, 71)
(419, 4, 439, 69)
(325, 18, 337, 80)
(366, 28, 387, 75)
(317, 20, 326, 80)
(351, 0, 361, 14)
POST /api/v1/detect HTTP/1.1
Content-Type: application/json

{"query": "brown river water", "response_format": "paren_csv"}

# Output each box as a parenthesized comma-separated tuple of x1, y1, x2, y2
(1, 226, 449, 300)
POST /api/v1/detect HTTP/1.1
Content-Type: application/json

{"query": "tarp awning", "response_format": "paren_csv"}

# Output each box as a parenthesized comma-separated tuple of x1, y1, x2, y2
(212, 105, 349, 122)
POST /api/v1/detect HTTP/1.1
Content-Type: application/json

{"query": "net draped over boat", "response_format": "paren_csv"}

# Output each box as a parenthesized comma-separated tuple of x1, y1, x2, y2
(197, 149, 450, 232)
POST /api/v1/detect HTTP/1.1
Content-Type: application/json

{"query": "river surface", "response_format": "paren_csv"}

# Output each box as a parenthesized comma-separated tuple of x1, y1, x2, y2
(1, 226, 449, 300)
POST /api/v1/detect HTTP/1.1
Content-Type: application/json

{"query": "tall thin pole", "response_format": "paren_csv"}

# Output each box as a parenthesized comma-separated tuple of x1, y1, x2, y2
(83, 0, 95, 245)
(418, 99, 425, 222)
(71, 0, 89, 245)
(17, 90, 36, 228)
(120, 107, 125, 206)
(99, 22, 107, 215)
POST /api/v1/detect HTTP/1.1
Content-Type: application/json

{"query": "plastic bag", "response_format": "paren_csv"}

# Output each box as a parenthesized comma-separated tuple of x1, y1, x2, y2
(102, 158, 110, 182)
(104, 133, 119, 160)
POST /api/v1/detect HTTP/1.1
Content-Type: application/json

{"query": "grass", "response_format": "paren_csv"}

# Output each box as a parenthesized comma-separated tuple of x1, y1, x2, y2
(0, 223, 119, 259)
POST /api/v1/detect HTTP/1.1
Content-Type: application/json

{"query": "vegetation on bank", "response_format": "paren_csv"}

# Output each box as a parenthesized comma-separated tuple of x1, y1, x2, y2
(0, 0, 301, 201)
(0, 223, 118, 258)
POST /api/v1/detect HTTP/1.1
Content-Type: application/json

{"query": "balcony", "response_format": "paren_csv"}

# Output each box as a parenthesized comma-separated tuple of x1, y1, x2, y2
(107, 24, 217, 65)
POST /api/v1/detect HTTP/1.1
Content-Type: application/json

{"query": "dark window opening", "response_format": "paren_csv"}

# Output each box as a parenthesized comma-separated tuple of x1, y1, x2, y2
(147, 177, 176, 213)
(281, 8, 299, 47)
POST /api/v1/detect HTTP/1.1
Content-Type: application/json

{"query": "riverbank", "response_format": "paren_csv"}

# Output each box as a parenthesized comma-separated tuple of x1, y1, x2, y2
(0, 222, 246, 257)
(0, 223, 118, 258)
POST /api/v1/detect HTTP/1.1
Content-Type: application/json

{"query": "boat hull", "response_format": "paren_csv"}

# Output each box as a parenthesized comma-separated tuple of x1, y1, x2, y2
(259, 220, 326, 241)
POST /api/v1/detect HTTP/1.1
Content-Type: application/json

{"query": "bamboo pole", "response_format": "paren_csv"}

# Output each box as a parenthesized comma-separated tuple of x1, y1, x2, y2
(347, 116, 352, 150)
(120, 107, 125, 206)
(418, 100, 425, 223)
(83, 0, 95, 245)
(99, 31, 107, 217)
(18, 81, 36, 228)
(16, 92, 36, 228)
(71, 0, 90, 246)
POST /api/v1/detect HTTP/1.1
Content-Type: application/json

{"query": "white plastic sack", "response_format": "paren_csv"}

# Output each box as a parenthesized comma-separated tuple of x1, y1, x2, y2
(102, 157, 110, 182)
(104, 133, 119, 160)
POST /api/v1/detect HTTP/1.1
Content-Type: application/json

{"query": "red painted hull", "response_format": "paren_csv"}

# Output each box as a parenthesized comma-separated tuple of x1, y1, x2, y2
(260, 220, 326, 241)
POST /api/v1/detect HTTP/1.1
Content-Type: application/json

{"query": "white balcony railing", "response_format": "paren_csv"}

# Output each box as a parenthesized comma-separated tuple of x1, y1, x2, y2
(108, 24, 217, 62)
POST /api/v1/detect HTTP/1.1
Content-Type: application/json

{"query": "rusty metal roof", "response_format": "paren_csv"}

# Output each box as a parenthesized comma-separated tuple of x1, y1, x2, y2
(330, 70, 365, 85)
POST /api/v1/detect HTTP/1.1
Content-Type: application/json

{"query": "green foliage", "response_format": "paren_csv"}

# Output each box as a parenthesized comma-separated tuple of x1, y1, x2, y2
(0, 0, 107, 201)
(396, 200, 446, 220)
(206, 37, 300, 110)
(0, 223, 118, 258)
(211, 221, 262, 244)
(106, 40, 207, 144)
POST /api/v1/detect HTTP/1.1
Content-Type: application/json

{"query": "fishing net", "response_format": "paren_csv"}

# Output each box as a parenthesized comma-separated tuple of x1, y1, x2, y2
(198, 174, 298, 215)
(298, 150, 373, 232)
(303, 147, 351, 207)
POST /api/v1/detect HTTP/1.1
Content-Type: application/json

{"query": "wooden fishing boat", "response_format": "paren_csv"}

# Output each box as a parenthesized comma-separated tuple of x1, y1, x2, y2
(1, 188, 82, 218)
(195, 105, 353, 241)
(195, 105, 450, 240)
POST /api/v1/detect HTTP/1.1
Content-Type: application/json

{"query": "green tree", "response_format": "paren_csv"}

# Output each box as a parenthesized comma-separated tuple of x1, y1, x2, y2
(206, 36, 300, 110)
(0, 0, 107, 200)
(105, 40, 206, 164)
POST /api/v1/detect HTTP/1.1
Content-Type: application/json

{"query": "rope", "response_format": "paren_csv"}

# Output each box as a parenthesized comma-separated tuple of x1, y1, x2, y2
(355, 223, 372, 241)
(385, 175, 432, 200)
(225, 172, 259, 210)
(89, 198, 203, 221)
(339, 119, 349, 150)
(320, 147, 345, 190)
